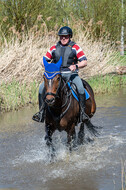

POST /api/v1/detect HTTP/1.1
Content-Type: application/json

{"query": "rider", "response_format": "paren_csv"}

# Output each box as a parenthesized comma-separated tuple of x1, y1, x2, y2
(33, 26, 89, 123)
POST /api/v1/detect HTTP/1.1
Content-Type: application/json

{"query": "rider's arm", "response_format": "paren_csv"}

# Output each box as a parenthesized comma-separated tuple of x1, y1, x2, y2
(77, 60, 87, 68)
(42, 45, 56, 67)
(69, 60, 87, 71)
(69, 43, 87, 71)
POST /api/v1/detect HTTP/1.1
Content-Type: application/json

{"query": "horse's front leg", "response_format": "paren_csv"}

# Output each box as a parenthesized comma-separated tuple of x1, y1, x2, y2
(45, 124, 55, 159)
(45, 124, 54, 146)
(67, 124, 76, 151)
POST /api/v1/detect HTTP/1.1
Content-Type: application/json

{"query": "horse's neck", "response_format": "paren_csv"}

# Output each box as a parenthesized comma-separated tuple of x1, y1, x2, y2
(51, 79, 69, 111)
(48, 80, 72, 119)
(60, 80, 70, 107)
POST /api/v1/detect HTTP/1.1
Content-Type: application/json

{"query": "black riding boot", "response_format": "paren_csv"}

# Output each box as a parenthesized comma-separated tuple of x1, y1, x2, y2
(32, 93, 45, 123)
(32, 103, 45, 122)
(79, 94, 89, 122)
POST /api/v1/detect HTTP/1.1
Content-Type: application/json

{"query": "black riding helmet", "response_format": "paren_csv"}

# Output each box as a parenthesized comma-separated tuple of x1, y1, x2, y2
(58, 26, 73, 38)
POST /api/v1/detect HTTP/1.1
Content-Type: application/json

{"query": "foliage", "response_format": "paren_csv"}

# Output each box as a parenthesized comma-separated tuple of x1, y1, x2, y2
(0, 0, 59, 42)
(0, 0, 126, 44)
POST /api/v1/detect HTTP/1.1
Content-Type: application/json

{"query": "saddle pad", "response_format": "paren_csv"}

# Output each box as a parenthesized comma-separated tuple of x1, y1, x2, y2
(67, 82, 90, 102)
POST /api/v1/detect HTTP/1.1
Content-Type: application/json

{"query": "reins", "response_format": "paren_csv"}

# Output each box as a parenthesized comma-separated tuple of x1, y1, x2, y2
(44, 77, 61, 100)
(47, 76, 72, 121)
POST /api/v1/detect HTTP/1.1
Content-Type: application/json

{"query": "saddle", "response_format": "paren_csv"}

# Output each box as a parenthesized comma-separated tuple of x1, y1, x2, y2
(67, 81, 90, 102)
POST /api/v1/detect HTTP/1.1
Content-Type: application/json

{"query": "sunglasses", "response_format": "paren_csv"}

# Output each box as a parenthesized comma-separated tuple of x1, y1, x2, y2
(60, 35, 70, 39)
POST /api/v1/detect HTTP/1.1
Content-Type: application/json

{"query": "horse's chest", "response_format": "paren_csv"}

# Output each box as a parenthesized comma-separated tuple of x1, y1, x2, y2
(58, 117, 72, 131)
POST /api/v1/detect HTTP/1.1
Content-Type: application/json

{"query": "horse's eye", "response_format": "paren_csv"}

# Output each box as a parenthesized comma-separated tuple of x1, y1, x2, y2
(57, 77, 60, 81)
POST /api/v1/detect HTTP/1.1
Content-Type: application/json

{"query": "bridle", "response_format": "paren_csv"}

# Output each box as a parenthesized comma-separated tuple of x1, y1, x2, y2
(44, 75, 72, 121)
(44, 75, 62, 99)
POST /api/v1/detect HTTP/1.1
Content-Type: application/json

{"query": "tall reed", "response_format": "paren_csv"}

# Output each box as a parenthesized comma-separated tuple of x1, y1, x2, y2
(0, 23, 125, 111)
(0, 23, 122, 85)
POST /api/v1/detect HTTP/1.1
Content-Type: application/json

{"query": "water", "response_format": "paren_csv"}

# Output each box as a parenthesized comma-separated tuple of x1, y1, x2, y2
(0, 88, 126, 190)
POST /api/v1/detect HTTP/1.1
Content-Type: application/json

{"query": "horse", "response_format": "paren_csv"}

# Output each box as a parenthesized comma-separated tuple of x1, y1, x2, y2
(39, 57, 99, 151)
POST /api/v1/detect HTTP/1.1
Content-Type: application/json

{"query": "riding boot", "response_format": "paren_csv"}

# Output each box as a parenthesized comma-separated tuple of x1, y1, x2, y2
(32, 102, 45, 122)
(79, 94, 89, 122)
(32, 93, 45, 123)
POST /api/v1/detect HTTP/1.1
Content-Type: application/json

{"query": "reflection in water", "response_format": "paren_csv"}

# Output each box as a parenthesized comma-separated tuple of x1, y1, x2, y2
(0, 88, 126, 190)
(0, 106, 38, 133)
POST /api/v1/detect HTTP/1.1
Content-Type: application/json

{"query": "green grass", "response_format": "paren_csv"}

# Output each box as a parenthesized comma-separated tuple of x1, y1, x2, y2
(0, 80, 39, 112)
(117, 51, 126, 66)
(0, 75, 126, 112)
(106, 51, 126, 69)
(87, 74, 126, 94)
(113, 51, 126, 66)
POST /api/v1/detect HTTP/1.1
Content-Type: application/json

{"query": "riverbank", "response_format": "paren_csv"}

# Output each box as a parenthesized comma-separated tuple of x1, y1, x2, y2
(0, 28, 126, 112)
(88, 74, 126, 93)
(0, 74, 125, 112)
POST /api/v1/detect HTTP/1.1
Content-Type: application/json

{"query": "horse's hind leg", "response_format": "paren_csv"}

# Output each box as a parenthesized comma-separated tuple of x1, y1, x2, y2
(78, 123, 85, 145)
(67, 125, 76, 151)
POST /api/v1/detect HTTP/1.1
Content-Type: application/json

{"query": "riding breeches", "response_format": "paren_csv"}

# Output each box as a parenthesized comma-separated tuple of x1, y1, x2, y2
(62, 73, 85, 95)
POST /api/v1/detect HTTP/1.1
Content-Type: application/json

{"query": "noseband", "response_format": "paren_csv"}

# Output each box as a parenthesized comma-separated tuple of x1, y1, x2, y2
(45, 76, 62, 99)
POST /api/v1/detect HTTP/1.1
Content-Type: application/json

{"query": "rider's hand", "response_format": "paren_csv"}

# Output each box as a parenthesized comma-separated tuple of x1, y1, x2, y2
(69, 65, 77, 71)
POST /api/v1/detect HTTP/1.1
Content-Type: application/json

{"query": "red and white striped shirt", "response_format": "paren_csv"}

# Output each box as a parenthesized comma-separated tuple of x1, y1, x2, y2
(45, 42, 87, 62)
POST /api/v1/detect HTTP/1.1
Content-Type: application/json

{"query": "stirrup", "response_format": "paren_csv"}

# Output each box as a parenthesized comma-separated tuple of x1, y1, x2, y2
(32, 111, 44, 123)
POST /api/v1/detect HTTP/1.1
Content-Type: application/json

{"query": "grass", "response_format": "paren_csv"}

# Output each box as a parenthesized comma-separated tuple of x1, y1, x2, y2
(0, 74, 125, 112)
(112, 51, 126, 67)
(87, 74, 126, 94)
(118, 51, 126, 66)
(0, 80, 39, 112)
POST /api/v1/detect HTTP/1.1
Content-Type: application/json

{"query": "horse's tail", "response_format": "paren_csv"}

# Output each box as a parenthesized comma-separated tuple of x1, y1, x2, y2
(85, 120, 101, 137)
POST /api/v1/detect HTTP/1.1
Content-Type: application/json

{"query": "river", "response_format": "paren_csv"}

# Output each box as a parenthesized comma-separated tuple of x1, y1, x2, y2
(0, 87, 126, 190)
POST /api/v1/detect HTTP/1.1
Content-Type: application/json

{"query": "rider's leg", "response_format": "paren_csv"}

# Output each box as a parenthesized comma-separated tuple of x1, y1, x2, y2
(79, 93, 89, 122)
(32, 82, 45, 122)
(70, 74, 89, 122)
(61, 72, 71, 82)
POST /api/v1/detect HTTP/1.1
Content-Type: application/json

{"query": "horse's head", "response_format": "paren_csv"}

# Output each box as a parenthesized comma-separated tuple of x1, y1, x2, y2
(43, 57, 62, 106)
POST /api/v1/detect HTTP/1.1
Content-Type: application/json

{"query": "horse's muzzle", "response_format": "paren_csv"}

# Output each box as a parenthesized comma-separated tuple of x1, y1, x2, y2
(45, 92, 56, 106)
(45, 97, 55, 106)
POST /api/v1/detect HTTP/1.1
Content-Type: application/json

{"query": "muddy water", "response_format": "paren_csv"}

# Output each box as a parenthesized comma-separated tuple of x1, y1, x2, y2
(0, 88, 126, 190)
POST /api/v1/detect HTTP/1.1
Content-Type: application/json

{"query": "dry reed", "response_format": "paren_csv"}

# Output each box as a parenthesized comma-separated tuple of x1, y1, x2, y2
(0, 25, 118, 85)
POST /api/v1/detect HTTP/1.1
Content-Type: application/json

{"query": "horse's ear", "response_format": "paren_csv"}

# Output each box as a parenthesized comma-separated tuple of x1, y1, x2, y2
(43, 57, 48, 67)
(56, 56, 62, 69)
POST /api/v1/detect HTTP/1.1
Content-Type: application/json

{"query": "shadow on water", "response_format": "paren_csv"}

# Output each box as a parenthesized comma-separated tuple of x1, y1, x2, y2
(0, 88, 126, 190)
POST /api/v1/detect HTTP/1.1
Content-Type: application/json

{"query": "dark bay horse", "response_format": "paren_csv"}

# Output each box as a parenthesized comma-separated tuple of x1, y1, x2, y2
(42, 57, 99, 150)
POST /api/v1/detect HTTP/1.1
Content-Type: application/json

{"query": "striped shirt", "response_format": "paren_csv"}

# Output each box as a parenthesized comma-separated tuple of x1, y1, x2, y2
(45, 42, 87, 62)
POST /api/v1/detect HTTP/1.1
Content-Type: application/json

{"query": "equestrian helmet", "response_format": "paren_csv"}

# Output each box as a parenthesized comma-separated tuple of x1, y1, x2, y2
(58, 26, 73, 38)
